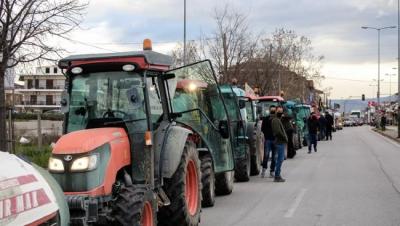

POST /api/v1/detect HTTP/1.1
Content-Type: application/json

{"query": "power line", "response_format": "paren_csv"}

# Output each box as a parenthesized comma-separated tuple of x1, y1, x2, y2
(324, 76, 394, 83)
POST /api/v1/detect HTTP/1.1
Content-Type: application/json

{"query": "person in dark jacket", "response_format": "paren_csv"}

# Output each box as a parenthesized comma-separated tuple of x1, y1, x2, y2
(271, 106, 288, 182)
(318, 114, 327, 141)
(307, 112, 319, 153)
(325, 111, 334, 140)
(381, 112, 387, 131)
(261, 106, 277, 178)
(281, 112, 295, 159)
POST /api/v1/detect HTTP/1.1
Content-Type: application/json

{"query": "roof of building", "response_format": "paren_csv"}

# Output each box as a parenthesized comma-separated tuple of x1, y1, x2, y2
(58, 50, 174, 68)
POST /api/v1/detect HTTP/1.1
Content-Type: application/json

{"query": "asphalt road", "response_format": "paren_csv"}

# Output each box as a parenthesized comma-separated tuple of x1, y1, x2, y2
(201, 126, 400, 226)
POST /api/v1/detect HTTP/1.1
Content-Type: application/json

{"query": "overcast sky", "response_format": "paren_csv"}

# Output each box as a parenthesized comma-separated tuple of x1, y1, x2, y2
(56, 0, 399, 99)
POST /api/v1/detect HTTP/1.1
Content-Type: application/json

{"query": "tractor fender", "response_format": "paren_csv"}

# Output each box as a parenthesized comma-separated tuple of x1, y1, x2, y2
(161, 125, 192, 178)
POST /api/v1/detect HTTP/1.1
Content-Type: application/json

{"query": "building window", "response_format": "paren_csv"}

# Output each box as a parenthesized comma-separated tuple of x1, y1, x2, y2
(27, 79, 33, 89)
(45, 67, 50, 73)
(53, 67, 58, 74)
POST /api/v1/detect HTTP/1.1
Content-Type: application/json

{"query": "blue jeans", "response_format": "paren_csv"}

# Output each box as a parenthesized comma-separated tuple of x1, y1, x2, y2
(308, 133, 317, 151)
(275, 143, 285, 177)
(262, 139, 276, 172)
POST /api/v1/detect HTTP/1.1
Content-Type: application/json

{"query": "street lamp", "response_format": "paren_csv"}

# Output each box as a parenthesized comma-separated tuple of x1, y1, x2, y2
(385, 73, 396, 102)
(361, 25, 396, 106)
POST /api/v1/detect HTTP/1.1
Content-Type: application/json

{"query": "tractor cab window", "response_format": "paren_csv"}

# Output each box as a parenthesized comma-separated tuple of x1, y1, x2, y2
(245, 100, 255, 122)
(258, 101, 279, 117)
(67, 71, 147, 133)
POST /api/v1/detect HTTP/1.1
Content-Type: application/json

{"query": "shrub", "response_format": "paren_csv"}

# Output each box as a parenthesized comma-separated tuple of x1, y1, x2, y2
(15, 144, 52, 168)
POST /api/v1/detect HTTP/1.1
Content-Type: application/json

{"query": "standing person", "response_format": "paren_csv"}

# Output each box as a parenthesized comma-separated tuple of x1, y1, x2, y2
(325, 111, 334, 140)
(307, 112, 319, 153)
(318, 113, 327, 141)
(381, 112, 387, 131)
(271, 106, 288, 182)
(281, 111, 295, 158)
(261, 106, 277, 178)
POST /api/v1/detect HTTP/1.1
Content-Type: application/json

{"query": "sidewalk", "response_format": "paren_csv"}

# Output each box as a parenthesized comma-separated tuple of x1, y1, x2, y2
(373, 126, 400, 143)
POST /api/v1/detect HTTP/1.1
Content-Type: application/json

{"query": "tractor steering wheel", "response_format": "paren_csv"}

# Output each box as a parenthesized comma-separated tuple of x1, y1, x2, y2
(103, 109, 128, 118)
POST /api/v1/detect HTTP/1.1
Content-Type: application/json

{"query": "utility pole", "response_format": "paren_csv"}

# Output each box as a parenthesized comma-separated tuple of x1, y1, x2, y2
(398, 0, 400, 137)
(183, 0, 187, 66)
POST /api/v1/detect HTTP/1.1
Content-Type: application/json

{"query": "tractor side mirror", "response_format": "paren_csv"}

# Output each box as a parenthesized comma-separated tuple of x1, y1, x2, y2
(218, 120, 230, 139)
(238, 99, 246, 109)
(60, 90, 69, 113)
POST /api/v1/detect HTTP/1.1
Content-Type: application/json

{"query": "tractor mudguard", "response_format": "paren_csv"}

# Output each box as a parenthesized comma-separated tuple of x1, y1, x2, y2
(161, 125, 192, 178)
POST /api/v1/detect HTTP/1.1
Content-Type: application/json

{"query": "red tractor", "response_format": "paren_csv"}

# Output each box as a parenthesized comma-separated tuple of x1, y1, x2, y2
(48, 40, 234, 225)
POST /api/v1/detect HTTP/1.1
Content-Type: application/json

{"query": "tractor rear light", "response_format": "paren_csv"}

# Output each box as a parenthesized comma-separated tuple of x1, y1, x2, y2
(70, 154, 98, 172)
(48, 157, 65, 172)
(145, 131, 152, 146)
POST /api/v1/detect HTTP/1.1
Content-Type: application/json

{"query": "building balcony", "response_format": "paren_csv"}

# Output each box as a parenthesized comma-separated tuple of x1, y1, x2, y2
(17, 88, 64, 93)
(20, 101, 59, 106)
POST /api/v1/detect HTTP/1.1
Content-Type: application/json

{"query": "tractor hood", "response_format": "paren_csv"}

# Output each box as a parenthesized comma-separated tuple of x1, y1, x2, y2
(53, 128, 128, 154)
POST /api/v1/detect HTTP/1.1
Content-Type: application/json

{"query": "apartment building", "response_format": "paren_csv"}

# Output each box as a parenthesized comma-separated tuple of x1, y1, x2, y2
(16, 66, 65, 111)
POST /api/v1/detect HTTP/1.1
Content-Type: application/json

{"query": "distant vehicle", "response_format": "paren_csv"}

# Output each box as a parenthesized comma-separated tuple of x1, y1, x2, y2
(343, 119, 355, 127)
(350, 110, 362, 119)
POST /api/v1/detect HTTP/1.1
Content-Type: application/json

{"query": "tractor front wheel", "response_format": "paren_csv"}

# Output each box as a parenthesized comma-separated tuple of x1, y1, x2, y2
(215, 170, 234, 196)
(234, 145, 251, 182)
(158, 141, 201, 226)
(113, 185, 156, 226)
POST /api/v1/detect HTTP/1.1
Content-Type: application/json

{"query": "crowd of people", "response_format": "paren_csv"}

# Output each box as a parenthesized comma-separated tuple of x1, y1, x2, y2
(260, 106, 334, 182)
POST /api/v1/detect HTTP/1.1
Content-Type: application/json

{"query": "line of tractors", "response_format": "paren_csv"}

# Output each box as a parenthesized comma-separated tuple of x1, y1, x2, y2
(44, 39, 313, 226)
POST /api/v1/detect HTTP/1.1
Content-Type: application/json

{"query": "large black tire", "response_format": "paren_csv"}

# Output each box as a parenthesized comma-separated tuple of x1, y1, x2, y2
(215, 171, 234, 196)
(250, 149, 261, 176)
(234, 145, 251, 182)
(158, 142, 201, 226)
(200, 155, 215, 207)
(113, 185, 156, 226)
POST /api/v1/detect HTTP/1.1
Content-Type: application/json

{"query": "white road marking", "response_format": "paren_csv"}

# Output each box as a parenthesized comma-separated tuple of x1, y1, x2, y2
(284, 188, 307, 218)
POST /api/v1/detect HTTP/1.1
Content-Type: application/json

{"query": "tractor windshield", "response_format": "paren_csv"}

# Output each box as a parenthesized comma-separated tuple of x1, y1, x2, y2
(245, 99, 256, 122)
(166, 60, 234, 173)
(258, 100, 280, 117)
(67, 71, 147, 133)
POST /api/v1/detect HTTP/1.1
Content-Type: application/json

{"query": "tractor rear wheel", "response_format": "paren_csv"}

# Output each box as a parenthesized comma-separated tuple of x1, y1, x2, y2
(200, 155, 215, 207)
(158, 141, 201, 226)
(215, 171, 234, 196)
(234, 145, 251, 182)
(113, 185, 156, 226)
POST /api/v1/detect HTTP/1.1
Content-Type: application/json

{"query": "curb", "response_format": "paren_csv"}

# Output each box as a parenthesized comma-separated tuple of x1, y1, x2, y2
(372, 128, 400, 144)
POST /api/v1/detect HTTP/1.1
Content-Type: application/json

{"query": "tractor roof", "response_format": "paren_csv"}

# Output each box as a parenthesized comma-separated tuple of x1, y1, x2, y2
(257, 96, 285, 102)
(58, 50, 174, 69)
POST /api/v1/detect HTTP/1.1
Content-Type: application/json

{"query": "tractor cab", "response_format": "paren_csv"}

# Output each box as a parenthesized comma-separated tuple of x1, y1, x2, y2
(220, 85, 251, 182)
(256, 96, 285, 118)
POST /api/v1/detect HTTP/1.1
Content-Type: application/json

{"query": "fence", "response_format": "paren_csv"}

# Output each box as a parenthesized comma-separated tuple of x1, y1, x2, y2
(6, 110, 63, 153)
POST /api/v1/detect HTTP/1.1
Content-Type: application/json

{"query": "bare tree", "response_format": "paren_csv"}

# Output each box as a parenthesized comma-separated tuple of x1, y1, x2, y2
(0, 0, 87, 152)
(170, 40, 201, 68)
(201, 4, 257, 83)
(241, 29, 324, 99)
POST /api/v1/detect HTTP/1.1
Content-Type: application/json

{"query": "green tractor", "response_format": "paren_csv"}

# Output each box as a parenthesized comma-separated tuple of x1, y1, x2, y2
(293, 104, 312, 147)
(220, 85, 251, 182)
(244, 95, 263, 175)
(48, 40, 234, 226)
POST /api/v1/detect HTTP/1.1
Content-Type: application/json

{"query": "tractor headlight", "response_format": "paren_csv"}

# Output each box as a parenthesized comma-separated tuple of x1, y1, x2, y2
(70, 154, 98, 172)
(48, 157, 65, 172)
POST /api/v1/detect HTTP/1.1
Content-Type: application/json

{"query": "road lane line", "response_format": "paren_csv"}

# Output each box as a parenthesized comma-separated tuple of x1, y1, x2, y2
(284, 188, 307, 218)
